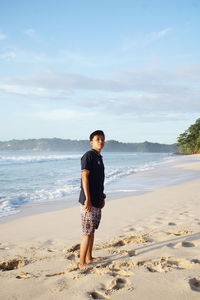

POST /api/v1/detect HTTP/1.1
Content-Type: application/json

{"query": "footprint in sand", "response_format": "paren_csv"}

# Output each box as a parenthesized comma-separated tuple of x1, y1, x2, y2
(88, 277, 132, 299)
(127, 250, 136, 257)
(105, 234, 152, 248)
(16, 272, 37, 279)
(47, 248, 59, 252)
(107, 262, 134, 278)
(107, 249, 136, 257)
(191, 259, 200, 264)
(92, 260, 134, 278)
(179, 211, 188, 216)
(168, 222, 176, 226)
(40, 239, 58, 247)
(0, 246, 10, 250)
(64, 243, 80, 261)
(50, 278, 68, 293)
(69, 260, 134, 280)
(0, 258, 29, 271)
(65, 243, 80, 253)
(89, 291, 107, 299)
(137, 257, 193, 272)
(182, 241, 195, 247)
(65, 253, 76, 261)
(123, 226, 135, 233)
(189, 277, 200, 292)
(168, 240, 196, 249)
(46, 271, 66, 277)
(172, 230, 192, 236)
(107, 278, 128, 292)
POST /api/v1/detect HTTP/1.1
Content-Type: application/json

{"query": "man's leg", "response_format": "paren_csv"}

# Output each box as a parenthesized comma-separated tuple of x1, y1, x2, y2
(85, 234, 104, 263)
(79, 235, 91, 268)
(86, 234, 94, 263)
(80, 204, 93, 268)
(85, 208, 103, 263)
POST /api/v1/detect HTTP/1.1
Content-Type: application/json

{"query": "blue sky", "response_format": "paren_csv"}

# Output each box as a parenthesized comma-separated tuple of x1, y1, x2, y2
(0, 0, 200, 143)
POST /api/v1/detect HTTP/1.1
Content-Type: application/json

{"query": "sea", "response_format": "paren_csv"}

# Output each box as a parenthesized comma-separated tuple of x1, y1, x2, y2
(0, 150, 199, 222)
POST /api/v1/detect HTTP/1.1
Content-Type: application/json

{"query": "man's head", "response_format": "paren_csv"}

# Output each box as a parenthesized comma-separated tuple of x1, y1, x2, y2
(90, 130, 105, 152)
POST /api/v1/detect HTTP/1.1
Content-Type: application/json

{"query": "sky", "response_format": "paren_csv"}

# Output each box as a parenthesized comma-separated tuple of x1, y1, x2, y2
(0, 0, 200, 144)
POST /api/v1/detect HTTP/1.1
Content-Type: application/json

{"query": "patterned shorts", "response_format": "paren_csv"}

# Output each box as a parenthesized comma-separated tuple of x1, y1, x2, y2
(80, 205, 102, 236)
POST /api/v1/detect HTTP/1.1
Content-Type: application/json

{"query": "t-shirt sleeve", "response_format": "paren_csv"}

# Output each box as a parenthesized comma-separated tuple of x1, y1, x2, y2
(81, 152, 92, 171)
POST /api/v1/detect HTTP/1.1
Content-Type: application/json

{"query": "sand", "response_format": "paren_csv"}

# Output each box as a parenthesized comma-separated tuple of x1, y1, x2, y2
(0, 156, 200, 300)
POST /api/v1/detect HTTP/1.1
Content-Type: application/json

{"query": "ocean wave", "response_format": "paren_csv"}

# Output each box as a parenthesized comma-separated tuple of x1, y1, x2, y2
(0, 182, 80, 218)
(105, 155, 177, 185)
(105, 162, 156, 185)
(0, 153, 179, 218)
(0, 198, 21, 218)
(0, 154, 81, 165)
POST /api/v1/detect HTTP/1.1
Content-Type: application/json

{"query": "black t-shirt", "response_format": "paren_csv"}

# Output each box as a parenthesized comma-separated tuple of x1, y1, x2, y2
(79, 149, 105, 208)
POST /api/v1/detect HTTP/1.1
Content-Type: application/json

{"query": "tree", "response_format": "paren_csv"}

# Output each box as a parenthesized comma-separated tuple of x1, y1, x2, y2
(177, 118, 200, 154)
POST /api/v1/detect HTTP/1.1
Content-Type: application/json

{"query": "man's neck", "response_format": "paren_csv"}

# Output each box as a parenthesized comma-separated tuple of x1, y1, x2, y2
(92, 148, 101, 155)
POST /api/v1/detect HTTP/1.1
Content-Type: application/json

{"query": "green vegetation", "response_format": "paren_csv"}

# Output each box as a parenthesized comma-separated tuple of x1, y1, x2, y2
(177, 118, 200, 154)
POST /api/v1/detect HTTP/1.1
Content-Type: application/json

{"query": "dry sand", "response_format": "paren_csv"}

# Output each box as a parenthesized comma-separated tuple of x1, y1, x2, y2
(0, 156, 200, 300)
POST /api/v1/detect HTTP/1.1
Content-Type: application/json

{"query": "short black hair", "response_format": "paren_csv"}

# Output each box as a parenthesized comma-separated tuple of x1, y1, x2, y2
(90, 130, 105, 141)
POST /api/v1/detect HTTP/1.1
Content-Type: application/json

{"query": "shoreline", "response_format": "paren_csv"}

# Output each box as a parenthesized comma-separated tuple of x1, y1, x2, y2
(1, 154, 200, 225)
(1, 162, 200, 243)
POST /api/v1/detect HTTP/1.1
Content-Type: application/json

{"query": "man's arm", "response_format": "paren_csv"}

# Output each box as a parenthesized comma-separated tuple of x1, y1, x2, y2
(81, 169, 92, 211)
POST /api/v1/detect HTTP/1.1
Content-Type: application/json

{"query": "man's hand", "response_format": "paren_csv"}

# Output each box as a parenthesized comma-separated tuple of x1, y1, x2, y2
(100, 200, 105, 209)
(84, 199, 92, 212)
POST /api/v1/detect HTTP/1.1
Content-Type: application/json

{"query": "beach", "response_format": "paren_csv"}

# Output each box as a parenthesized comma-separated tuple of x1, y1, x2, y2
(0, 157, 200, 300)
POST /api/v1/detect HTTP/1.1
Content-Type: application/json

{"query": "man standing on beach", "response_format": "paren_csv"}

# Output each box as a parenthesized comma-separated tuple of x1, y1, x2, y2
(79, 130, 106, 269)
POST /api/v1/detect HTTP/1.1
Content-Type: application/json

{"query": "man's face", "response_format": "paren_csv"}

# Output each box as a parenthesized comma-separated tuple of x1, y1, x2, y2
(90, 135, 105, 152)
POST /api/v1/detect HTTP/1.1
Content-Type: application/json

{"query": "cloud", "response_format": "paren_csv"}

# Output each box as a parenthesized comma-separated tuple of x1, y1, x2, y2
(122, 27, 172, 51)
(0, 45, 147, 68)
(31, 109, 92, 120)
(1, 65, 199, 95)
(0, 51, 16, 60)
(0, 64, 200, 121)
(112, 111, 200, 123)
(94, 92, 200, 116)
(0, 82, 69, 99)
(147, 27, 172, 42)
(0, 33, 7, 40)
(0, 47, 98, 68)
(0, 69, 127, 93)
(23, 28, 37, 38)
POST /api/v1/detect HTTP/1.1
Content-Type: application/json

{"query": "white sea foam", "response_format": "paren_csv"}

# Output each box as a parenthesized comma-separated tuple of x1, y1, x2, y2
(0, 155, 176, 217)
(0, 178, 82, 218)
(108, 189, 139, 193)
(0, 154, 81, 164)
(0, 151, 196, 219)
(29, 184, 80, 202)
(105, 155, 175, 185)
(0, 199, 21, 217)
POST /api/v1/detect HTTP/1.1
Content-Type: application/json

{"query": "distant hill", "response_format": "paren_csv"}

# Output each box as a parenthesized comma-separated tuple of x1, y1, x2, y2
(0, 138, 178, 153)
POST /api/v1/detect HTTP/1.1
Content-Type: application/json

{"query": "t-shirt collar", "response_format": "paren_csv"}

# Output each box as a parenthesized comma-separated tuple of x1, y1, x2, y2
(91, 148, 102, 157)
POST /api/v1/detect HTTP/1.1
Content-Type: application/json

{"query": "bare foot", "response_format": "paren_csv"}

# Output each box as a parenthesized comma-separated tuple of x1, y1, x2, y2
(79, 263, 88, 270)
(86, 257, 105, 263)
